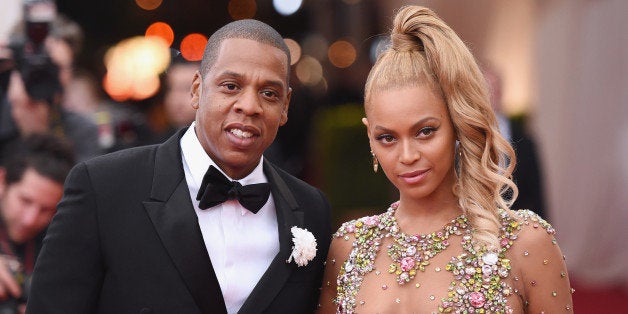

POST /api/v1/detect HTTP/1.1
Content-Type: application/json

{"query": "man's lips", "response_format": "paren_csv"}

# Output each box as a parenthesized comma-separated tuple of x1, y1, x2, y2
(224, 123, 260, 147)
(398, 169, 430, 184)
(229, 128, 254, 138)
(225, 123, 259, 138)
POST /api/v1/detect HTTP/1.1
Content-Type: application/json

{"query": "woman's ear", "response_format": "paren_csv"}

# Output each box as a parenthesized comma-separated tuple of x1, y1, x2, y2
(362, 117, 371, 136)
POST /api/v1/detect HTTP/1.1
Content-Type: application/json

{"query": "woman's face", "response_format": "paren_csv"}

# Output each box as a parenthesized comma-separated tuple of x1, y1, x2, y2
(363, 85, 457, 202)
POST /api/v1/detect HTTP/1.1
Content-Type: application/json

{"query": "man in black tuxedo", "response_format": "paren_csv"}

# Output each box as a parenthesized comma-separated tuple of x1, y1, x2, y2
(26, 19, 332, 314)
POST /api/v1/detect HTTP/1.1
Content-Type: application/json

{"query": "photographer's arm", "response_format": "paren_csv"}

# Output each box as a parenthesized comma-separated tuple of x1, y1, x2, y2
(25, 163, 103, 313)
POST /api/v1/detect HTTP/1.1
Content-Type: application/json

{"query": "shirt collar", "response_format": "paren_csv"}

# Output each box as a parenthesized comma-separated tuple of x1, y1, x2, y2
(181, 122, 267, 191)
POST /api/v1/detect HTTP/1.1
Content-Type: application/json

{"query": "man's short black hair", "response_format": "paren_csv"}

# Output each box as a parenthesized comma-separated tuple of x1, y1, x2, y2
(199, 19, 291, 86)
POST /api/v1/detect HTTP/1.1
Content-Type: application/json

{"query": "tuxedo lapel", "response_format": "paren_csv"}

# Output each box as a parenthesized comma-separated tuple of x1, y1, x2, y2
(142, 129, 227, 314)
(237, 161, 304, 314)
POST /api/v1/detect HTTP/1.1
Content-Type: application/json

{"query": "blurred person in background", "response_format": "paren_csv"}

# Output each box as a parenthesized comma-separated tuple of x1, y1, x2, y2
(43, 14, 82, 92)
(0, 133, 75, 314)
(152, 57, 200, 143)
(36, 12, 153, 153)
(0, 51, 100, 163)
(63, 69, 154, 153)
(0, 2, 101, 163)
(483, 65, 547, 219)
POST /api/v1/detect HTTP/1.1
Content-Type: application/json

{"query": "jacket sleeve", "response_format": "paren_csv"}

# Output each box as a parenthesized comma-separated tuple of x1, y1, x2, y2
(26, 162, 104, 313)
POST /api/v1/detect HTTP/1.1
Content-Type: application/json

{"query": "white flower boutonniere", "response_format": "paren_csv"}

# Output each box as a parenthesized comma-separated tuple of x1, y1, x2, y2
(287, 226, 317, 267)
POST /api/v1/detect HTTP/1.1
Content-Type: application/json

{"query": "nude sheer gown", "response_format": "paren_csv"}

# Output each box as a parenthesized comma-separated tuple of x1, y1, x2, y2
(318, 203, 573, 314)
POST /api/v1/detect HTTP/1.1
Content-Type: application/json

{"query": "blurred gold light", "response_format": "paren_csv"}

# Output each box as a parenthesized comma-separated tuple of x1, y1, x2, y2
(302, 34, 328, 61)
(180, 33, 208, 61)
(145, 22, 174, 47)
(283, 38, 301, 65)
(328, 40, 357, 68)
(295, 55, 323, 86)
(132, 74, 160, 100)
(135, 0, 163, 11)
(103, 73, 131, 102)
(103, 36, 170, 101)
(228, 0, 257, 20)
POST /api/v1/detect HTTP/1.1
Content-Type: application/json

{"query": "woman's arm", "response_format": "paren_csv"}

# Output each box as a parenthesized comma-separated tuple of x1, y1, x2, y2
(510, 213, 574, 312)
(317, 232, 354, 314)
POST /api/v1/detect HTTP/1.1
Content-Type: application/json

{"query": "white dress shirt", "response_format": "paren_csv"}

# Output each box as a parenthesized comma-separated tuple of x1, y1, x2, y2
(180, 123, 279, 314)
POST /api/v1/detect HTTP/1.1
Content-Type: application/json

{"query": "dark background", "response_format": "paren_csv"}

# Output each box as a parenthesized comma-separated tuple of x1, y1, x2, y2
(56, 0, 314, 77)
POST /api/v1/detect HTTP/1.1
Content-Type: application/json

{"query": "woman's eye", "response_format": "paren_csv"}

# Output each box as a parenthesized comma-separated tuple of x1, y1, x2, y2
(376, 134, 395, 143)
(418, 127, 436, 137)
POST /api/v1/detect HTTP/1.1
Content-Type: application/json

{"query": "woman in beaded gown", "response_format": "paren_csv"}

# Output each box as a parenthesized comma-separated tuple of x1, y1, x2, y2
(317, 6, 574, 314)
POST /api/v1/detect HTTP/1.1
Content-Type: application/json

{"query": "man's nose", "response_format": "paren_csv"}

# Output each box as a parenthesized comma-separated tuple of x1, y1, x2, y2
(234, 89, 263, 115)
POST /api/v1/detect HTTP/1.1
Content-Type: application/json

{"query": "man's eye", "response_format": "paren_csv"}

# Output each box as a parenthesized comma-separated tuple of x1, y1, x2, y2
(224, 84, 237, 90)
(262, 90, 278, 98)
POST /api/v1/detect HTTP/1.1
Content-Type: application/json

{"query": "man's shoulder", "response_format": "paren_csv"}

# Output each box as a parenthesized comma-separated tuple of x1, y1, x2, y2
(87, 143, 160, 166)
(267, 161, 318, 192)
(77, 144, 166, 185)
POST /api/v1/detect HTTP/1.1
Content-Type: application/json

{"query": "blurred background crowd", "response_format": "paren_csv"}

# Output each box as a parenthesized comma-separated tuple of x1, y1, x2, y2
(0, 0, 625, 312)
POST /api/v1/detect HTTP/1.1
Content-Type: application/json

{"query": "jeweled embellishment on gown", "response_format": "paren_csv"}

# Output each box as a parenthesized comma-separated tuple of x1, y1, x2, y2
(332, 204, 553, 313)
(385, 202, 469, 285)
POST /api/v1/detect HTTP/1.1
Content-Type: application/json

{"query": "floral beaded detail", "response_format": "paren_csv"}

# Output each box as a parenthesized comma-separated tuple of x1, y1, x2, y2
(334, 211, 384, 312)
(441, 242, 513, 312)
(386, 203, 469, 285)
(332, 203, 558, 314)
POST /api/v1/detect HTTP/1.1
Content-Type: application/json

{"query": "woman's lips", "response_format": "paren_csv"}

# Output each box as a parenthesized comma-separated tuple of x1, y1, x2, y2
(399, 169, 429, 184)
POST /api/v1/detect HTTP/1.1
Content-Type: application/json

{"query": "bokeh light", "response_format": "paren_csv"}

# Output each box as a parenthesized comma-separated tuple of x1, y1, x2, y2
(295, 55, 323, 86)
(132, 74, 161, 100)
(283, 38, 301, 65)
(180, 33, 208, 61)
(302, 34, 328, 61)
(328, 40, 357, 68)
(273, 0, 302, 16)
(228, 0, 257, 20)
(369, 35, 389, 63)
(145, 22, 174, 47)
(103, 36, 170, 101)
(135, 0, 163, 11)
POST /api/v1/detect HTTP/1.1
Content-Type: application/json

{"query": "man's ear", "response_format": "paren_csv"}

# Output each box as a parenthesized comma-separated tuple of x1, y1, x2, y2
(190, 71, 202, 109)
(280, 87, 292, 126)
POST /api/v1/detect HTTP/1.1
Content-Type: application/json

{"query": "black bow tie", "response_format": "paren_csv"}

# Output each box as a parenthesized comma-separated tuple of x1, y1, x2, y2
(196, 165, 271, 214)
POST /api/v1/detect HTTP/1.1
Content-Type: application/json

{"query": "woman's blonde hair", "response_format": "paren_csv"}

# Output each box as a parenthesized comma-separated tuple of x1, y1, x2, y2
(365, 6, 518, 250)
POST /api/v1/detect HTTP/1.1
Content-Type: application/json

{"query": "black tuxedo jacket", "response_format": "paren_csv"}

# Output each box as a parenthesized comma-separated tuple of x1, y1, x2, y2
(26, 129, 332, 314)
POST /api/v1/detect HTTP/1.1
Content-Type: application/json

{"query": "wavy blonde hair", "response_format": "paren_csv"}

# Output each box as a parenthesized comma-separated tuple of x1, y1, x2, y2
(364, 6, 518, 250)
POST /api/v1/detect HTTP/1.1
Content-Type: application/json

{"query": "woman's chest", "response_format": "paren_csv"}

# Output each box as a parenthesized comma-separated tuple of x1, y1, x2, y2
(339, 235, 523, 313)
